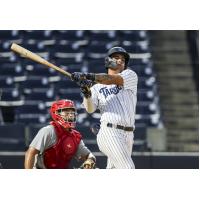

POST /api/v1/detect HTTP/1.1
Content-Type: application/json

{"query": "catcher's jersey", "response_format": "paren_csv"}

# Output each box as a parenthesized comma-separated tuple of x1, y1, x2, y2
(90, 69, 138, 129)
(30, 125, 91, 168)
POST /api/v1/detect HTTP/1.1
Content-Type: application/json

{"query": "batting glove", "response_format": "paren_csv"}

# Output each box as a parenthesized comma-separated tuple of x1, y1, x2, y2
(71, 72, 95, 82)
(78, 80, 95, 98)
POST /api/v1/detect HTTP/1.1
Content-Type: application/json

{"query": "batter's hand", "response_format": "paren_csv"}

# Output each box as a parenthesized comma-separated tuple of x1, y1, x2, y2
(71, 72, 95, 82)
(77, 80, 95, 98)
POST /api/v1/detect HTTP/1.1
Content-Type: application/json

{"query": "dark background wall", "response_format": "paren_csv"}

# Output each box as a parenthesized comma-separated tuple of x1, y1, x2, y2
(0, 154, 198, 169)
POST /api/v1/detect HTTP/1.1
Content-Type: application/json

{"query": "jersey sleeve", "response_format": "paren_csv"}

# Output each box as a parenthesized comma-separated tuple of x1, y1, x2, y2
(90, 85, 99, 109)
(29, 126, 55, 153)
(75, 140, 91, 159)
(120, 69, 138, 92)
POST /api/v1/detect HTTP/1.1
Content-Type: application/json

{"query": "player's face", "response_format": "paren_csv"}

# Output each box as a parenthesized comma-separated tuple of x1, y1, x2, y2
(110, 53, 125, 72)
(57, 108, 76, 122)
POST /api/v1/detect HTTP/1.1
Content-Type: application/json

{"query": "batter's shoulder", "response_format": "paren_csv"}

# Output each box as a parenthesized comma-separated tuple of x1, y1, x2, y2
(121, 68, 138, 77)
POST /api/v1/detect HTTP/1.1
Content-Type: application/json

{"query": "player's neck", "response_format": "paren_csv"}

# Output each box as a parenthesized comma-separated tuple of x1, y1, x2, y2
(108, 69, 122, 75)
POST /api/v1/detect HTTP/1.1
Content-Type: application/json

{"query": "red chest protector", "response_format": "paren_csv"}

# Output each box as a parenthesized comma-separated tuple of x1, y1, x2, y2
(43, 121, 82, 169)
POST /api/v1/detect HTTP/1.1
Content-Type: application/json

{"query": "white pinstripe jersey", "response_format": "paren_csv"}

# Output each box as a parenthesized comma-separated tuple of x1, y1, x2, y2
(90, 69, 138, 129)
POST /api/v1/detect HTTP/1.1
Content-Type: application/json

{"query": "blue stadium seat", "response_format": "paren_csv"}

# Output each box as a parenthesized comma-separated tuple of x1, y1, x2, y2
(76, 125, 96, 139)
(83, 142, 100, 152)
(24, 88, 56, 102)
(87, 43, 109, 54)
(54, 77, 78, 90)
(138, 77, 156, 91)
(26, 124, 47, 145)
(0, 77, 15, 88)
(54, 44, 81, 54)
(19, 76, 51, 90)
(119, 30, 148, 41)
(88, 31, 117, 42)
(24, 63, 58, 77)
(15, 102, 50, 124)
(136, 102, 158, 115)
(15, 102, 47, 115)
(135, 114, 161, 127)
(57, 89, 81, 101)
(126, 44, 149, 54)
(0, 123, 26, 151)
(15, 114, 49, 124)
(137, 90, 155, 102)
(0, 63, 24, 77)
(56, 57, 83, 66)
(0, 30, 20, 40)
(53, 30, 86, 41)
(0, 88, 21, 101)
(21, 30, 52, 40)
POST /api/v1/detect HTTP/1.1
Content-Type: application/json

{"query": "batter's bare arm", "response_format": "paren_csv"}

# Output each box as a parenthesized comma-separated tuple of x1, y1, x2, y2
(71, 72, 123, 86)
(94, 73, 123, 85)
(24, 147, 39, 169)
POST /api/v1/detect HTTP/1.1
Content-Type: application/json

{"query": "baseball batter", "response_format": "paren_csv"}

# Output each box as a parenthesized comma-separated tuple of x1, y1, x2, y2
(71, 47, 138, 169)
(24, 99, 96, 169)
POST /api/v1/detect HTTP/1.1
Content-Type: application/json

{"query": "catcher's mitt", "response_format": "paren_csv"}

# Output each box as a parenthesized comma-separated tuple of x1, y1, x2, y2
(79, 158, 96, 169)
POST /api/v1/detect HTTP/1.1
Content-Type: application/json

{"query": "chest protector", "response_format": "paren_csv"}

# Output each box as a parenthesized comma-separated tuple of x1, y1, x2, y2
(43, 121, 82, 169)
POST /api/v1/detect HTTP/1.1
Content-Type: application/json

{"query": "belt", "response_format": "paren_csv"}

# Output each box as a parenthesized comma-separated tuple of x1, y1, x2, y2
(107, 123, 134, 132)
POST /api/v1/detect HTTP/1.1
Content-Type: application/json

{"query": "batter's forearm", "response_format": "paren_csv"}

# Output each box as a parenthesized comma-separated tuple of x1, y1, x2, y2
(83, 97, 96, 113)
(95, 74, 123, 85)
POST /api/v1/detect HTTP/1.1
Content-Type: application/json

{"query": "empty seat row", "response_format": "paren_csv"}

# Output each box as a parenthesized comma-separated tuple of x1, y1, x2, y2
(0, 122, 148, 151)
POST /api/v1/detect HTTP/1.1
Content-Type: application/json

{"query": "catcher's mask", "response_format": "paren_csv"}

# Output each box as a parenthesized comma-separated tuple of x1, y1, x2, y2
(105, 46, 130, 69)
(50, 99, 77, 129)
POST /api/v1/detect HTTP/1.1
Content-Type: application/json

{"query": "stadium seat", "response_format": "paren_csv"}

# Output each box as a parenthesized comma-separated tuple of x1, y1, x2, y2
(54, 77, 79, 90)
(21, 30, 52, 40)
(24, 63, 58, 77)
(136, 102, 158, 115)
(138, 77, 156, 91)
(15, 113, 49, 124)
(137, 90, 155, 102)
(0, 123, 26, 151)
(15, 102, 47, 115)
(0, 88, 21, 101)
(0, 63, 24, 77)
(19, 76, 51, 90)
(88, 30, 117, 42)
(26, 123, 47, 145)
(0, 30, 20, 40)
(24, 88, 56, 102)
(57, 89, 81, 101)
(76, 125, 96, 139)
(0, 77, 15, 88)
(53, 30, 86, 41)
(119, 30, 148, 41)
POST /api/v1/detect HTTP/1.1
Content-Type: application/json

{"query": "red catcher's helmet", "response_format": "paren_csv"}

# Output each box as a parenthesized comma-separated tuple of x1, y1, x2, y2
(50, 99, 76, 129)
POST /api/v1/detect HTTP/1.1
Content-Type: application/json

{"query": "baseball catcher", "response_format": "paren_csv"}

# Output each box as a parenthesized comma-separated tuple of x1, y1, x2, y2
(24, 99, 96, 169)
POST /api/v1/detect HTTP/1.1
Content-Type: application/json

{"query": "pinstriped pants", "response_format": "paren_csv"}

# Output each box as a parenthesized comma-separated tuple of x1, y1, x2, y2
(97, 124, 135, 169)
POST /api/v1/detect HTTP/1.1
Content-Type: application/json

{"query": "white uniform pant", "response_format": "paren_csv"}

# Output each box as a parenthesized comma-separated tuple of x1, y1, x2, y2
(97, 124, 135, 169)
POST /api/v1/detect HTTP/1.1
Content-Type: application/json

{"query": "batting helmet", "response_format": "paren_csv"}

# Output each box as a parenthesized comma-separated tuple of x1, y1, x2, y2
(50, 99, 76, 129)
(107, 47, 130, 68)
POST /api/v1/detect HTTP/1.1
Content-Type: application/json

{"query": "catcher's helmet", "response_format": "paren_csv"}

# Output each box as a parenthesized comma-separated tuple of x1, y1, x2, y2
(50, 99, 76, 129)
(107, 46, 130, 68)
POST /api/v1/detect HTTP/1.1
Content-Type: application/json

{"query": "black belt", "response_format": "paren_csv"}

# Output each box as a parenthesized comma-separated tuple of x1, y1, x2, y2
(107, 123, 134, 132)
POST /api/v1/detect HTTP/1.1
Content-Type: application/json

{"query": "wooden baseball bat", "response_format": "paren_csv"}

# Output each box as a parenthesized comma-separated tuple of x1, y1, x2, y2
(11, 43, 71, 78)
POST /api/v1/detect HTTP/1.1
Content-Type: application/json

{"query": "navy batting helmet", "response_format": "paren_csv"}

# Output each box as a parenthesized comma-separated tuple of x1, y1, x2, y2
(107, 47, 130, 67)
